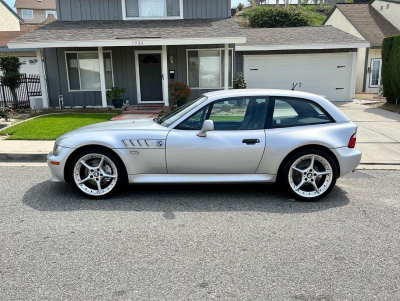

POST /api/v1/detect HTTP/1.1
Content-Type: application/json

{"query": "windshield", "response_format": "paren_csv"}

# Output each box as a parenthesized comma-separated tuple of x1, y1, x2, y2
(156, 96, 208, 127)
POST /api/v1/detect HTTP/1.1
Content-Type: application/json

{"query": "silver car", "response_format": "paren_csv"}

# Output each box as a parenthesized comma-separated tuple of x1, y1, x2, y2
(48, 89, 361, 201)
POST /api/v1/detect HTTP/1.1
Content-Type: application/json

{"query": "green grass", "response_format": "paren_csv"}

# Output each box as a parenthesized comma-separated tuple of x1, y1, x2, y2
(242, 4, 330, 27)
(0, 113, 118, 140)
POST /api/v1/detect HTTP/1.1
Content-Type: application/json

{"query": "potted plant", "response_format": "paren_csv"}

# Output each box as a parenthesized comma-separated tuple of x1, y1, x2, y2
(168, 82, 191, 108)
(107, 87, 127, 108)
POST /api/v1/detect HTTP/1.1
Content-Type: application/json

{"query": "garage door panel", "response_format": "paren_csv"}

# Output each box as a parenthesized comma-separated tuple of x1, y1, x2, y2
(244, 53, 353, 101)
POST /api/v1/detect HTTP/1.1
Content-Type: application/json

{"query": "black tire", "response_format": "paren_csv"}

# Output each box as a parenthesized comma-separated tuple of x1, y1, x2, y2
(279, 149, 338, 201)
(69, 148, 127, 199)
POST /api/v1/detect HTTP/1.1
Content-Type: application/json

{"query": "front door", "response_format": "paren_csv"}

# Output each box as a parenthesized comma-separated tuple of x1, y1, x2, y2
(166, 97, 269, 174)
(138, 53, 163, 102)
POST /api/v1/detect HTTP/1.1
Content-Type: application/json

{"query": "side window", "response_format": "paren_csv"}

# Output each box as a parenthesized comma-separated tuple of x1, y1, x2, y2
(272, 97, 333, 128)
(209, 97, 268, 131)
(175, 105, 210, 130)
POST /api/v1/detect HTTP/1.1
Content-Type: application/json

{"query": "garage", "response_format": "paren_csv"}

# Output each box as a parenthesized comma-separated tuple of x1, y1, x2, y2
(243, 53, 356, 102)
(19, 57, 39, 76)
(236, 26, 370, 102)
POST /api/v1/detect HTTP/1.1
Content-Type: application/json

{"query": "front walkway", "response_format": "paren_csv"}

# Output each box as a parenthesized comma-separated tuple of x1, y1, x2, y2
(335, 101, 400, 166)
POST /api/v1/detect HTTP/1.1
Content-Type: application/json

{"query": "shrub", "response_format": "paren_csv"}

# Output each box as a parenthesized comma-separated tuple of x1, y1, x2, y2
(0, 106, 13, 122)
(168, 82, 191, 107)
(382, 35, 400, 104)
(237, 3, 244, 11)
(233, 72, 247, 89)
(106, 87, 127, 99)
(0, 54, 22, 106)
(248, 7, 310, 28)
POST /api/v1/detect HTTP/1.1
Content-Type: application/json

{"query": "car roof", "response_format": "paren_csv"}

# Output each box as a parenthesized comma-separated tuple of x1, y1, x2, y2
(202, 89, 350, 123)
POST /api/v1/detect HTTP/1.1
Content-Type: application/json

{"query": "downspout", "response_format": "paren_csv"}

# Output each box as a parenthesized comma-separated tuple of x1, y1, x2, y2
(362, 47, 370, 92)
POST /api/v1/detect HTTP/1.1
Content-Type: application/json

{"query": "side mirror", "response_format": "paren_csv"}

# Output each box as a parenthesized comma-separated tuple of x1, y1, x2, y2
(197, 120, 214, 137)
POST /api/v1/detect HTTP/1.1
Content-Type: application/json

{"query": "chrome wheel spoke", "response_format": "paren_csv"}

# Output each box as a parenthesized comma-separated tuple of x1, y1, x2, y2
(292, 166, 305, 173)
(308, 156, 315, 170)
(80, 160, 92, 171)
(316, 170, 330, 176)
(294, 179, 305, 191)
(311, 181, 320, 194)
(97, 156, 105, 169)
(96, 180, 102, 193)
(78, 176, 91, 185)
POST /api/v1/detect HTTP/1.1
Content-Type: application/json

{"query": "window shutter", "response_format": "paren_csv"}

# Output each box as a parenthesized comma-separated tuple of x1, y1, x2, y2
(125, 0, 139, 17)
(167, 0, 180, 17)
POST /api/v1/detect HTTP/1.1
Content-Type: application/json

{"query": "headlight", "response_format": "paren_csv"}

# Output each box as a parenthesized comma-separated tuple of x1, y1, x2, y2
(52, 144, 63, 156)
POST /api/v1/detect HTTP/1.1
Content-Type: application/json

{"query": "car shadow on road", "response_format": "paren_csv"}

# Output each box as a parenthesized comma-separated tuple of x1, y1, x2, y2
(22, 181, 350, 214)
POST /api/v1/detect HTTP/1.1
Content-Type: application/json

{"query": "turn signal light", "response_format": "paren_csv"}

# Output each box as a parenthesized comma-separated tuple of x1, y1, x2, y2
(348, 134, 357, 148)
(50, 161, 60, 166)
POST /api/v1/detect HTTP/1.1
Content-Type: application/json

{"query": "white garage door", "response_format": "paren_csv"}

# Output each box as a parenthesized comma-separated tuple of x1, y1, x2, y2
(19, 57, 40, 76)
(244, 53, 355, 102)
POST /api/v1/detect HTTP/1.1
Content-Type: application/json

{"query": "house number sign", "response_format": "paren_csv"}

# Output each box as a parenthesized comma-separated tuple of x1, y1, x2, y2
(133, 41, 144, 46)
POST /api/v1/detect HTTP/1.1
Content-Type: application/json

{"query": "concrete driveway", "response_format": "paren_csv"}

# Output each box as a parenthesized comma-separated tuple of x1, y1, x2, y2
(336, 102, 400, 166)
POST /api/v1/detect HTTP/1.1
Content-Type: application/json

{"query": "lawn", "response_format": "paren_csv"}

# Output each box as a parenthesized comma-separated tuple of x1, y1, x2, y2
(0, 113, 118, 140)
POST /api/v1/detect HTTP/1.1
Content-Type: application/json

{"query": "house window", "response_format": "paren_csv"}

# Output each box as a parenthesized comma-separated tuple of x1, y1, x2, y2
(370, 59, 382, 87)
(124, 0, 182, 19)
(46, 10, 57, 19)
(66, 52, 114, 91)
(187, 49, 233, 89)
(21, 9, 33, 19)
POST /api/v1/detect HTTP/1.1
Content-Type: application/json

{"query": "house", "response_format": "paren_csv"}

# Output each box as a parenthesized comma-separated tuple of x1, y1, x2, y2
(324, 1, 400, 95)
(7, 0, 369, 108)
(0, 0, 24, 31)
(0, 31, 38, 76)
(15, 0, 57, 24)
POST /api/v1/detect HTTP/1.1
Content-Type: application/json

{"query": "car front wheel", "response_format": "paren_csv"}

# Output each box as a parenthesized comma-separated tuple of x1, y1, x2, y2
(281, 149, 338, 201)
(69, 148, 126, 198)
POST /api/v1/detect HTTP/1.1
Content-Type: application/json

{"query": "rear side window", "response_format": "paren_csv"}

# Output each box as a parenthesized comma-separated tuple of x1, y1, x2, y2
(271, 97, 333, 128)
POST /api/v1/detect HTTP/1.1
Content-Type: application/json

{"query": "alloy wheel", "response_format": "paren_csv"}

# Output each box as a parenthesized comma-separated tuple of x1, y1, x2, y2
(73, 153, 118, 196)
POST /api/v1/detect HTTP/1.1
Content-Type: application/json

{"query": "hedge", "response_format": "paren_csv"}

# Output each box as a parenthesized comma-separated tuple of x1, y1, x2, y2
(248, 7, 310, 28)
(382, 35, 400, 104)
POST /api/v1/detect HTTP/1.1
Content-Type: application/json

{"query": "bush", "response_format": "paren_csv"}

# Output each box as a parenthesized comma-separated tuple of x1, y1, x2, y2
(168, 82, 191, 107)
(237, 3, 244, 11)
(248, 7, 310, 28)
(233, 72, 247, 89)
(0, 54, 22, 106)
(0, 106, 13, 122)
(382, 35, 400, 104)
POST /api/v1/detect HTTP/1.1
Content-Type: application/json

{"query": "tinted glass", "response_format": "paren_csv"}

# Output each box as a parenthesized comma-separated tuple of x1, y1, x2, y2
(272, 98, 333, 128)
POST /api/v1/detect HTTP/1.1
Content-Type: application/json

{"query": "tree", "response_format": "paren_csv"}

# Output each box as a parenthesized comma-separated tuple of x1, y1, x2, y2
(0, 54, 21, 107)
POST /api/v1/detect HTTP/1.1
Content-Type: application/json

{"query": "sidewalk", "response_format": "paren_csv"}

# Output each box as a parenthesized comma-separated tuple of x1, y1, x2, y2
(1, 105, 400, 167)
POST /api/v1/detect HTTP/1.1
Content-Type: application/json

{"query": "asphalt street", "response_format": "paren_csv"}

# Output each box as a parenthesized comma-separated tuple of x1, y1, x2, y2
(1, 166, 400, 301)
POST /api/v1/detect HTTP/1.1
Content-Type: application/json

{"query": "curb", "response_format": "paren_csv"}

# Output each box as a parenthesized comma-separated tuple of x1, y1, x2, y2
(0, 153, 48, 163)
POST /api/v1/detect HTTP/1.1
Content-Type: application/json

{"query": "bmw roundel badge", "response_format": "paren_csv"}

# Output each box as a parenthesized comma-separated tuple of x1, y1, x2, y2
(156, 140, 164, 148)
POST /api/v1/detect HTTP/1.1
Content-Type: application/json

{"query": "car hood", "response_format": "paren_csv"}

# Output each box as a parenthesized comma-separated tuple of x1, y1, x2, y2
(70, 118, 166, 133)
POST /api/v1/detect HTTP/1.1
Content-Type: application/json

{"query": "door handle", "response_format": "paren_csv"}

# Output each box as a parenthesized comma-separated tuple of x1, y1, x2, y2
(242, 139, 260, 145)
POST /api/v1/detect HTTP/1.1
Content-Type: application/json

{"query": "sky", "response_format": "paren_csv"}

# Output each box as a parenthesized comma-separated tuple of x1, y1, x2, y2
(4, 0, 15, 11)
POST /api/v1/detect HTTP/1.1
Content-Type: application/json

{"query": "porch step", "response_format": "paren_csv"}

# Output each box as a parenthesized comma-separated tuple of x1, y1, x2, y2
(123, 104, 164, 114)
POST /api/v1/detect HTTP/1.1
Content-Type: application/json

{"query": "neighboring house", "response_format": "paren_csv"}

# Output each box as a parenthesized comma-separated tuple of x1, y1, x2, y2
(0, 0, 24, 31)
(15, 0, 57, 25)
(324, 2, 400, 95)
(8, 0, 368, 108)
(0, 31, 38, 76)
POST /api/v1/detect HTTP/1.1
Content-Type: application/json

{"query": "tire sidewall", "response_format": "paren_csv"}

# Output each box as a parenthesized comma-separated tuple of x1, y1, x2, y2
(281, 149, 338, 201)
(69, 148, 126, 199)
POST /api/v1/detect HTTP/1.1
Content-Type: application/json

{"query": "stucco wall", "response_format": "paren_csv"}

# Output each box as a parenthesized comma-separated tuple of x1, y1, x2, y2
(325, 9, 367, 94)
(17, 8, 48, 24)
(372, 0, 400, 30)
(0, 4, 20, 31)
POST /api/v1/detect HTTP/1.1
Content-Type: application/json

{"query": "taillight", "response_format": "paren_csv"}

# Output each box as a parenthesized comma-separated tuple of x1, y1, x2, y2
(348, 134, 357, 148)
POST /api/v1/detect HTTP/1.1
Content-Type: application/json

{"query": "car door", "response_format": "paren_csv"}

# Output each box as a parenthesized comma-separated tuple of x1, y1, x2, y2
(166, 97, 268, 174)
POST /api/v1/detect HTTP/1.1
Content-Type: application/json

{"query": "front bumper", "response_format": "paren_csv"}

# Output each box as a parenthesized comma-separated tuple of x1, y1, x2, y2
(47, 147, 75, 183)
(331, 147, 362, 177)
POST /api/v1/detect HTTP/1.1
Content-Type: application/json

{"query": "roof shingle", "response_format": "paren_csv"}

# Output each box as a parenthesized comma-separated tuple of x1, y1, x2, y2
(238, 26, 368, 47)
(10, 18, 243, 43)
(335, 4, 400, 47)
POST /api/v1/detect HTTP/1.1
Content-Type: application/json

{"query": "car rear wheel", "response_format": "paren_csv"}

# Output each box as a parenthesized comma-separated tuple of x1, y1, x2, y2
(281, 149, 338, 201)
(69, 148, 126, 198)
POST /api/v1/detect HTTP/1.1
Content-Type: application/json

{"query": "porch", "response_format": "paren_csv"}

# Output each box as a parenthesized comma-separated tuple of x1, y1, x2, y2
(7, 18, 245, 108)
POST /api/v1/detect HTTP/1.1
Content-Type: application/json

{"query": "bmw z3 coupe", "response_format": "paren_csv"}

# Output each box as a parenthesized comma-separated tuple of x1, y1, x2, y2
(48, 89, 361, 200)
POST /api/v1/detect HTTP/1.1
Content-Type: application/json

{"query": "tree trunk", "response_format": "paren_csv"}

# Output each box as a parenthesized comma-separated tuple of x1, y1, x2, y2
(276, 0, 279, 7)
(320, 0, 323, 6)
(297, 0, 301, 8)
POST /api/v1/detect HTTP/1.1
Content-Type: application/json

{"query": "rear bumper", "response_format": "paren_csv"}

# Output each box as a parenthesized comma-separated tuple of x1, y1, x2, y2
(331, 147, 362, 177)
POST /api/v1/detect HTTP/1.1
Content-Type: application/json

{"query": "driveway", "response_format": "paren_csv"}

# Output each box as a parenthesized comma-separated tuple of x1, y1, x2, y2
(335, 102, 400, 166)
